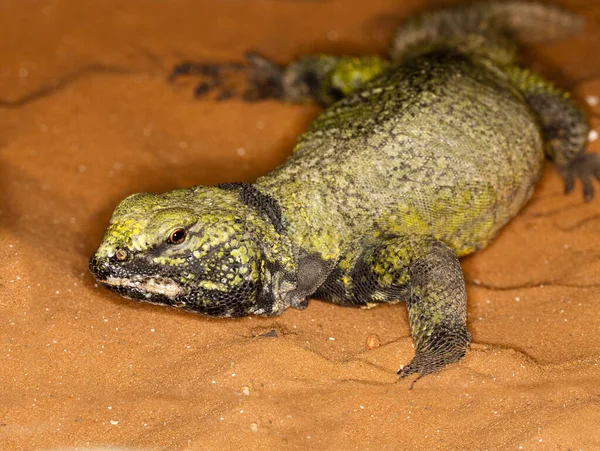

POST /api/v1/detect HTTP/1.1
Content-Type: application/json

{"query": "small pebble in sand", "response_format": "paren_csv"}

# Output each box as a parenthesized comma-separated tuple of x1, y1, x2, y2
(365, 335, 381, 349)
(110, 420, 118, 425)
(589, 130, 598, 142)
(586, 95, 599, 107)
(250, 422, 258, 433)
(241, 386, 250, 396)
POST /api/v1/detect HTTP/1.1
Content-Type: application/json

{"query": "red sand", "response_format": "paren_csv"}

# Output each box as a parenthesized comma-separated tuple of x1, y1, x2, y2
(1, 0, 599, 449)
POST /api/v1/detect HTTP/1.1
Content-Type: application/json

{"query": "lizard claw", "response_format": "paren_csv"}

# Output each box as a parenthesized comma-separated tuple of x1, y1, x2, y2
(562, 153, 600, 202)
(397, 330, 470, 388)
(169, 51, 285, 102)
(397, 351, 459, 389)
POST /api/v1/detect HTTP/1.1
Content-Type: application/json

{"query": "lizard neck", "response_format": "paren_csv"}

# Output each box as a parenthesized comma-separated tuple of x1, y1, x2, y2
(252, 176, 342, 300)
(254, 170, 344, 260)
(218, 181, 338, 309)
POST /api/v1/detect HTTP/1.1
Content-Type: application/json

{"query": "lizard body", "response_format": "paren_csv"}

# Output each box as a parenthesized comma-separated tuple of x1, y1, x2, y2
(90, 1, 598, 379)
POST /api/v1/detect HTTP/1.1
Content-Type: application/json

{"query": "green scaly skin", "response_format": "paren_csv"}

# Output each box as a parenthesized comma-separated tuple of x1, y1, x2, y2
(91, 1, 596, 381)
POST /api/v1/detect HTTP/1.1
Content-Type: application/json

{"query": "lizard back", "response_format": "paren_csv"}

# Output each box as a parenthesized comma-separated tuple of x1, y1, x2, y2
(257, 51, 545, 258)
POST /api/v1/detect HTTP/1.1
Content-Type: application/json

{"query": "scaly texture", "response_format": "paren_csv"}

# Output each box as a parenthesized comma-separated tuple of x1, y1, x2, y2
(91, 1, 596, 380)
(390, 0, 584, 62)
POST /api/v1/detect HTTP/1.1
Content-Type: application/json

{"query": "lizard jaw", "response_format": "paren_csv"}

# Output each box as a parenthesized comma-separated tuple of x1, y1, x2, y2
(100, 275, 183, 300)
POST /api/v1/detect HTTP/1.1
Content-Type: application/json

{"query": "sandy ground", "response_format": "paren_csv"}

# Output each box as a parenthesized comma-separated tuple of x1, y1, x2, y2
(1, 0, 600, 449)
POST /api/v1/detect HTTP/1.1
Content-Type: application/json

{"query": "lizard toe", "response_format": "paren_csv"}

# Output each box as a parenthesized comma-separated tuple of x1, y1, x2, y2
(169, 52, 284, 102)
(562, 153, 600, 202)
(397, 329, 470, 387)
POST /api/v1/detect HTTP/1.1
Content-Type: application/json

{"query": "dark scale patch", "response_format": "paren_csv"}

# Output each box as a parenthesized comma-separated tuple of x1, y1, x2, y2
(312, 243, 412, 307)
(198, 280, 259, 317)
(255, 284, 278, 316)
(90, 252, 175, 282)
(292, 250, 333, 297)
(350, 245, 409, 304)
(184, 240, 226, 276)
(312, 266, 354, 305)
(254, 258, 293, 315)
(217, 182, 285, 233)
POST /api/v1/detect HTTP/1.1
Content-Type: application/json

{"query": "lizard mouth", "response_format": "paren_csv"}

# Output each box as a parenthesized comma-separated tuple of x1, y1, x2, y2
(101, 275, 183, 299)
(89, 254, 194, 308)
(95, 271, 198, 310)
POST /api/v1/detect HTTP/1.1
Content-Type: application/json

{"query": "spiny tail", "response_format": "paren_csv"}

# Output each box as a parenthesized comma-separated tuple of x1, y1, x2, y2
(390, 1, 584, 62)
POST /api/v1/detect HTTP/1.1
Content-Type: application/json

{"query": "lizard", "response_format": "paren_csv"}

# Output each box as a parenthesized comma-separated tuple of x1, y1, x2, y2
(89, 1, 600, 382)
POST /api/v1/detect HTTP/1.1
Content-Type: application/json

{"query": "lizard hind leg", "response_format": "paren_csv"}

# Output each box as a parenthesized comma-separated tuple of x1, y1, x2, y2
(356, 236, 471, 385)
(505, 66, 599, 201)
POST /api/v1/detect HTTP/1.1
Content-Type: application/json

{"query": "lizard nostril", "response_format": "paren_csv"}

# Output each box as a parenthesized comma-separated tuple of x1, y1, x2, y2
(115, 249, 128, 261)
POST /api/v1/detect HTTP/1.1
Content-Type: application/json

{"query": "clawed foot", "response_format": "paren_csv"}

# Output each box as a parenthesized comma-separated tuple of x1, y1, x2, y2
(169, 51, 285, 101)
(397, 330, 470, 388)
(562, 152, 600, 202)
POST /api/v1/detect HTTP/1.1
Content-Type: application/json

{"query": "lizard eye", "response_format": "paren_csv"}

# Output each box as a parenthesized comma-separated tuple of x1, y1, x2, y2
(168, 228, 186, 244)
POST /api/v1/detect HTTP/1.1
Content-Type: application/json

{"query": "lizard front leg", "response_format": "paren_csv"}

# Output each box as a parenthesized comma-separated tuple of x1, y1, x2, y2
(354, 236, 471, 383)
(170, 51, 390, 106)
(169, 51, 284, 101)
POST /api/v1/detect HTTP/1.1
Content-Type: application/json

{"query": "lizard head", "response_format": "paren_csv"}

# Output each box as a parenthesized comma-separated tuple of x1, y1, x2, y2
(89, 186, 290, 317)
